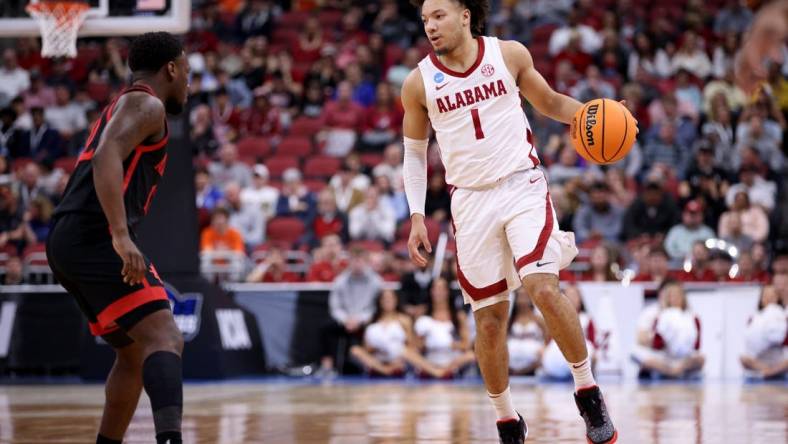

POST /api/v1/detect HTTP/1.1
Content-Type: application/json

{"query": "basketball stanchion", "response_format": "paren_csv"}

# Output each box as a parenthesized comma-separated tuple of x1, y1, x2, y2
(432, 232, 448, 279)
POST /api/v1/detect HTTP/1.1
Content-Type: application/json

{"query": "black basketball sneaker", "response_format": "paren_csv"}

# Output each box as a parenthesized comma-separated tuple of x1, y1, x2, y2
(575, 386, 617, 443)
(496, 413, 528, 443)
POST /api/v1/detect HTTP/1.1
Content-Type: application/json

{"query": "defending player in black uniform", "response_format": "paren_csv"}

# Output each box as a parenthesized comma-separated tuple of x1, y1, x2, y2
(46, 32, 189, 444)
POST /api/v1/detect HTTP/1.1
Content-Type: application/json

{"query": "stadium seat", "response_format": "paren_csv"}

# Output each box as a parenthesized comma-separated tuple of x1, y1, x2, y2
(531, 24, 558, 42)
(277, 11, 309, 29)
(267, 217, 305, 245)
(289, 117, 323, 136)
(277, 135, 314, 157)
(397, 217, 442, 247)
(317, 10, 343, 28)
(54, 156, 78, 174)
(87, 81, 111, 104)
(359, 153, 383, 168)
(304, 179, 327, 193)
(272, 28, 299, 45)
(265, 155, 300, 179)
(303, 156, 341, 179)
(237, 137, 272, 162)
(10, 157, 33, 173)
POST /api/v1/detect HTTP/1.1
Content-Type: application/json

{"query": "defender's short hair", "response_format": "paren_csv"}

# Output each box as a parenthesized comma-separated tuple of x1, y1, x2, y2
(410, 0, 489, 36)
(128, 32, 184, 74)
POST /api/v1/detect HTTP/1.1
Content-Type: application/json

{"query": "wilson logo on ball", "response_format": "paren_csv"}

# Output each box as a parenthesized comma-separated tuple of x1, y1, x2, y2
(585, 104, 599, 146)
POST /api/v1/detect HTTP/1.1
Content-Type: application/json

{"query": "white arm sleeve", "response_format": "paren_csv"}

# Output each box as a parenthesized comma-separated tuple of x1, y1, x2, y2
(403, 137, 429, 216)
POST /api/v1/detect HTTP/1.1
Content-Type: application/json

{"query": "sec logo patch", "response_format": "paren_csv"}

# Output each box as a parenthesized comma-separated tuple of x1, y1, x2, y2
(481, 64, 495, 77)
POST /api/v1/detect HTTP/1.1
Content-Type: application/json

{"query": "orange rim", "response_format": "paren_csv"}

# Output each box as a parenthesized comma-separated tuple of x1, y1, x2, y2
(26, 1, 90, 15)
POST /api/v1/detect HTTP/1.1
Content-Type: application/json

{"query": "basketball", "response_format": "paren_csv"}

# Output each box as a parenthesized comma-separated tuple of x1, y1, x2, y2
(570, 98, 638, 165)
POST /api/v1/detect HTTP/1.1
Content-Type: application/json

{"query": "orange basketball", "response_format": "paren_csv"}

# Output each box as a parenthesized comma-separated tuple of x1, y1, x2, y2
(570, 98, 637, 165)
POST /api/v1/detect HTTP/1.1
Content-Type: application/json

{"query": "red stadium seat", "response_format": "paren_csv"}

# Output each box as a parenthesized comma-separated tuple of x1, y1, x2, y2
(304, 179, 327, 193)
(54, 156, 78, 174)
(303, 156, 341, 179)
(278, 11, 309, 29)
(237, 137, 272, 162)
(10, 157, 33, 173)
(266, 217, 305, 245)
(272, 28, 299, 45)
(397, 217, 441, 246)
(289, 117, 323, 136)
(317, 10, 343, 28)
(531, 24, 559, 42)
(277, 136, 314, 157)
(359, 153, 383, 168)
(265, 155, 299, 179)
(87, 81, 111, 104)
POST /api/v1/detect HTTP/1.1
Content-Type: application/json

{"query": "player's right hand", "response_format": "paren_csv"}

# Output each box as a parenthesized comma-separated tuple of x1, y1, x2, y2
(407, 214, 432, 268)
(112, 233, 147, 286)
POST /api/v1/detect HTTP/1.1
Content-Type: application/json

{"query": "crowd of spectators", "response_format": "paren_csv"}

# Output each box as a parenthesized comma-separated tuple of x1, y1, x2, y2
(0, 0, 786, 289)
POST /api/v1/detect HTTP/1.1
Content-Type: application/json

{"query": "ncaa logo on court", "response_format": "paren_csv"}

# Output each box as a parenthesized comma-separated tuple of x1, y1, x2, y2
(434, 72, 445, 83)
(481, 64, 495, 77)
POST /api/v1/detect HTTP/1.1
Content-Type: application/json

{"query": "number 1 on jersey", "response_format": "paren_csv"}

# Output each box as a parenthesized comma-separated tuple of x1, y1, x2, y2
(471, 108, 485, 139)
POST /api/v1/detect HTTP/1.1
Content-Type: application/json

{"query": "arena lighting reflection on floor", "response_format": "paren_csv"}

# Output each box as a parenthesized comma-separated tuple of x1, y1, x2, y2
(0, 380, 786, 443)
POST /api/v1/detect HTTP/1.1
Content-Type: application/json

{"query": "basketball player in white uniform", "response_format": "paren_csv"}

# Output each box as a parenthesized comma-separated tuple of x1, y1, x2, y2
(402, 1, 617, 443)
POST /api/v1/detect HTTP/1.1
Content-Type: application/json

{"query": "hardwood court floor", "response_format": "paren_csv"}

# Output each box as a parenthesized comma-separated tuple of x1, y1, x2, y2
(0, 380, 786, 443)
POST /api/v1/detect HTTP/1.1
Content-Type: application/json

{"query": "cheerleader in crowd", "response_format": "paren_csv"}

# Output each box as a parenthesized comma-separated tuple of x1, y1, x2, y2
(350, 289, 449, 377)
(541, 285, 598, 379)
(740, 284, 787, 379)
(507, 288, 548, 375)
(633, 279, 705, 378)
(413, 277, 476, 378)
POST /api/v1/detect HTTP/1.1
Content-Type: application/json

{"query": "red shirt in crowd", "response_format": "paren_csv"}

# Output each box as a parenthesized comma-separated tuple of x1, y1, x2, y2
(364, 106, 403, 133)
(321, 100, 365, 131)
(260, 268, 302, 283)
(306, 259, 347, 282)
(312, 215, 345, 240)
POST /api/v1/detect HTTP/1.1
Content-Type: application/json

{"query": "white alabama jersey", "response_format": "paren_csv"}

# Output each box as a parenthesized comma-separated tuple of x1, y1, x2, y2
(418, 36, 539, 189)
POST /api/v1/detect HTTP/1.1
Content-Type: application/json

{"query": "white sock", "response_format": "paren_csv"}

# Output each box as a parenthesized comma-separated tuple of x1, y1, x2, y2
(488, 386, 518, 421)
(569, 357, 596, 392)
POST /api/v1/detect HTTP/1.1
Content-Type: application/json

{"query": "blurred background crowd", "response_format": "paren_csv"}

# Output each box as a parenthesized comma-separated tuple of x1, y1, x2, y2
(0, 0, 786, 287)
(0, 0, 786, 379)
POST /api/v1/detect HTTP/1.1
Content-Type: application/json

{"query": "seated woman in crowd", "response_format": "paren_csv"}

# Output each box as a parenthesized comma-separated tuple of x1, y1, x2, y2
(350, 289, 447, 378)
(541, 285, 598, 379)
(413, 277, 476, 378)
(633, 279, 705, 378)
(740, 285, 787, 379)
(507, 288, 548, 375)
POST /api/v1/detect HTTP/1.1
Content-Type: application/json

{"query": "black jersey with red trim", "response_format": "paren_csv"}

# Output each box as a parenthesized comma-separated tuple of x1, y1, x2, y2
(53, 84, 169, 233)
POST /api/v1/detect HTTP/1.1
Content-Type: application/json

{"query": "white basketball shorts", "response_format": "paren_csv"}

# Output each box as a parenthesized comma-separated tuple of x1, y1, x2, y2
(450, 168, 578, 312)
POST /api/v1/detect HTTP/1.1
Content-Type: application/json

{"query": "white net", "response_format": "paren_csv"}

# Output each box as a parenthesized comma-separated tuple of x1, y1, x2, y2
(26, 2, 90, 58)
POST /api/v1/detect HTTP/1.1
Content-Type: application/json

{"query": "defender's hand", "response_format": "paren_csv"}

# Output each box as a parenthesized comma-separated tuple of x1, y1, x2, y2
(408, 214, 432, 268)
(112, 233, 146, 286)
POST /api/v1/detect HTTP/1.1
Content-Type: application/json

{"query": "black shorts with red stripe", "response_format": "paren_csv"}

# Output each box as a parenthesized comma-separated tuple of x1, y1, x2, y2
(45, 213, 170, 348)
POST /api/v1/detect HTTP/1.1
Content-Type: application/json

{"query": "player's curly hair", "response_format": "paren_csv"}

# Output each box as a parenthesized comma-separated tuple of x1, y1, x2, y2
(128, 32, 184, 74)
(410, 0, 489, 36)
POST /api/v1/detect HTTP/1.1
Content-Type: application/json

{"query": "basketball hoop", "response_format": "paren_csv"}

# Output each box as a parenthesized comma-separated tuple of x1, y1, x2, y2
(26, 1, 90, 58)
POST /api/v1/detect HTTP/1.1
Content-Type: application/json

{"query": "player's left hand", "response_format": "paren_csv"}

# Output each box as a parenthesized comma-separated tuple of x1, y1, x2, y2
(112, 233, 147, 286)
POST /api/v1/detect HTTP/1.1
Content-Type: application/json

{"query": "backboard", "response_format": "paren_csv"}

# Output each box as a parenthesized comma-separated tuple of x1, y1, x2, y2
(0, 0, 190, 37)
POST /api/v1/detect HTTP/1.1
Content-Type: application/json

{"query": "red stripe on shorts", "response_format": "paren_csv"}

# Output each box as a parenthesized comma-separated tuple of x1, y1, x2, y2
(88, 321, 120, 336)
(92, 286, 168, 335)
(515, 189, 554, 271)
(450, 210, 508, 300)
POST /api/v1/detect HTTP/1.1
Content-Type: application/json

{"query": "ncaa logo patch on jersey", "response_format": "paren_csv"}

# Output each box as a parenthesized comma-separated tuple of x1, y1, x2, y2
(481, 64, 495, 77)
(434, 72, 445, 83)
